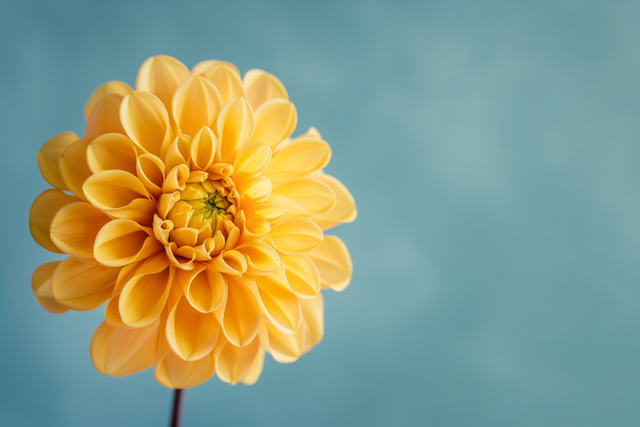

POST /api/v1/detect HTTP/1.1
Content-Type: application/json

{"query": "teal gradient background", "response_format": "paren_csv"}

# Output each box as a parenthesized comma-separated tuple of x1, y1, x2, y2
(2, 1, 640, 426)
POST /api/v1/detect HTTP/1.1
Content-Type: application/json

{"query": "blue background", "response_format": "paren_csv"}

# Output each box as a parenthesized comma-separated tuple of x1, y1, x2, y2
(2, 0, 640, 426)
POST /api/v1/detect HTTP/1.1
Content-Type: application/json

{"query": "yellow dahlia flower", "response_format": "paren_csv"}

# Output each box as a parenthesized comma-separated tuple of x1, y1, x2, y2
(29, 55, 356, 388)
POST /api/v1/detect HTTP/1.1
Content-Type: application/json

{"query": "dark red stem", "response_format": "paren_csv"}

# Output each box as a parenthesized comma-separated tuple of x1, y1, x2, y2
(170, 389, 185, 427)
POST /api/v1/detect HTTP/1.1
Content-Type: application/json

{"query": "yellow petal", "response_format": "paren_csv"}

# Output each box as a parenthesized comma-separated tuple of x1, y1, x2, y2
(136, 154, 165, 198)
(309, 173, 357, 230)
(261, 321, 304, 364)
(269, 178, 336, 216)
(31, 261, 69, 314)
(90, 320, 158, 377)
(269, 218, 324, 255)
(211, 250, 247, 277)
(189, 126, 217, 171)
(164, 134, 192, 172)
(59, 137, 93, 201)
(281, 255, 321, 299)
(236, 241, 280, 276)
(243, 69, 288, 110)
(237, 215, 271, 245)
(172, 76, 222, 137)
(87, 133, 138, 175)
(83, 170, 155, 225)
(29, 189, 79, 253)
(119, 265, 174, 327)
(215, 335, 260, 385)
(136, 55, 191, 110)
(307, 235, 352, 292)
(263, 137, 331, 185)
(84, 80, 133, 119)
(192, 60, 240, 77)
(254, 271, 301, 334)
(166, 296, 220, 361)
(233, 142, 272, 174)
(300, 293, 324, 353)
(120, 91, 171, 157)
(51, 257, 119, 310)
(243, 203, 287, 225)
(215, 97, 254, 162)
(85, 93, 126, 138)
(37, 132, 78, 190)
(94, 219, 163, 267)
(217, 275, 260, 347)
(239, 176, 272, 202)
(241, 347, 265, 386)
(250, 99, 297, 148)
(175, 266, 226, 313)
(154, 350, 215, 389)
(49, 201, 111, 261)
(199, 63, 246, 105)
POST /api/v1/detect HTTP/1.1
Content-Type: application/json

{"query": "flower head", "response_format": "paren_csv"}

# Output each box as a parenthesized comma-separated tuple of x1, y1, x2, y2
(29, 55, 356, 387)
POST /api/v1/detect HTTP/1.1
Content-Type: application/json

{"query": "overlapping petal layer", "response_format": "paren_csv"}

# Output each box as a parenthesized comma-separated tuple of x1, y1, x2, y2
(30, 55, 356, 388)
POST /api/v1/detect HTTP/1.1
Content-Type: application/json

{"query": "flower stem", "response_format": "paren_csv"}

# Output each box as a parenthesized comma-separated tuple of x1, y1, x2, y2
(170, 389, 185, 427)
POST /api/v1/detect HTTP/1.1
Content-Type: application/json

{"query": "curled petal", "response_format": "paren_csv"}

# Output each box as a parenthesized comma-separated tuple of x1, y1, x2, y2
(87, 133, 138, 175)
(37, 132, 78, 190)
(29, 189, 78, 253)
(154, 350, 215, 389)
(157, 192, 180, 220)
(175, 266, 226, 313)
(50, 202, 111, 261)
(51, 257, 119, 310)
(164, 134, 192, 172)
(269, 178, 336, 216)
(199, 63, 246, 105)
(237, 215, 271, 245)
(243, 69, 288, 110)
(239, 176, 272, 202)
(166, 296, 220, 361)
(172, 76, 222, 137)
(236, 241, 280, 276)
(94, 219, 163, 267)
(119, 265, 174, 327)
(83, 170, 155, 225)
(309, 174, 357, 230)
(282, 255, 321, 298)
(84, 80, 132, 119)
(120, 91, 171, 157)
(59, 137, 93, 200)
(136, 154, 165, 198)
(215, 335, 261, 385)
(250, 99, 297, 148)
(136, 55, 191, 110)
(233, 142, 272, 174)
(215, 97, 254, 162)
(163, 165, 190, 193)
(85, 93, 126, 137)
(269, 218, 324, 255)
(190, 126, 217, 171)
(31, 261, 68, 314)
(307, 235, 352, 292)
(217, 275, 260, 347)
(211, 250, 247, 277)
(166, 242, 197, 271)
(254, 271, 301, 334)
(90, 320, 158, 377)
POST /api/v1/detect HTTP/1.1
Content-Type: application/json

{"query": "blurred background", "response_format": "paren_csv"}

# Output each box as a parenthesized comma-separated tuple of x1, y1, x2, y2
(2, 0, 640, 426)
